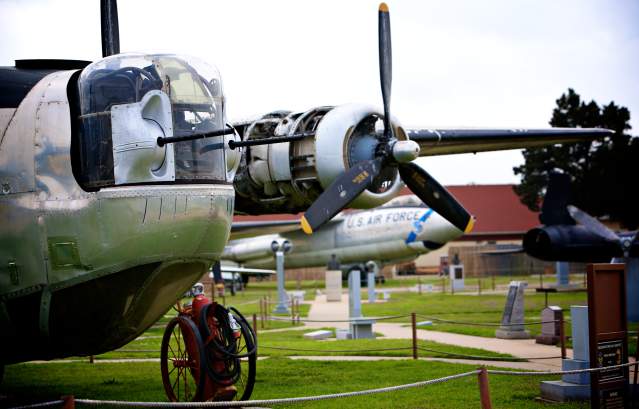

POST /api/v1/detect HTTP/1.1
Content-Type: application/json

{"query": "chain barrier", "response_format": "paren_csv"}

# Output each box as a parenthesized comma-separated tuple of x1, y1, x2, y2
(268, 314, 410, 323)
(415, 314, 558, 327)
(260, 345, 413, 353)
(416, 346, 559, 361)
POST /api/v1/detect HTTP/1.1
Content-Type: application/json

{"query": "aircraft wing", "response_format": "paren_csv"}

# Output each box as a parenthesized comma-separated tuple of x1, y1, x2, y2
(230, 219, 301, 240)
(480, 247, 525, 255)
(219, 264, 275, 277)
(230, 216, 344, 240)
(407, 128, 611, 156)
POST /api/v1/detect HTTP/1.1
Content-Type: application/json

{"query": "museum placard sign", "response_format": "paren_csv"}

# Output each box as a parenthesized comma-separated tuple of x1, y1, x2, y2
(587, 263, 629, 409)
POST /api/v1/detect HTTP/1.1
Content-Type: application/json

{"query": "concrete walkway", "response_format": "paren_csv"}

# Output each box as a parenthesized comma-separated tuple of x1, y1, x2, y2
(302, 292, 571, 371)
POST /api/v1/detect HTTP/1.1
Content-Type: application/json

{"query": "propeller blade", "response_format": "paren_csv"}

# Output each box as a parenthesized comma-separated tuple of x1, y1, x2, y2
(566, 205, 619, 242)
(101, 0, 120, 57)
(301, 159, 383, 234)
(378, 2, 393, 140)
(399, 162, 475, 233)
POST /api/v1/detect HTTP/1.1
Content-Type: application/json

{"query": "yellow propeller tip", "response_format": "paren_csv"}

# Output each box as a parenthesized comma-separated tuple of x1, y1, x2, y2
(464, 217, 475, 234)
(301, 216, 313, 235)
(379, 3, 389, 12)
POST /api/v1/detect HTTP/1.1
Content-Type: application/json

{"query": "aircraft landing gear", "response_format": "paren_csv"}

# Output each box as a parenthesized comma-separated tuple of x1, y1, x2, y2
(160, 288, 256, 403)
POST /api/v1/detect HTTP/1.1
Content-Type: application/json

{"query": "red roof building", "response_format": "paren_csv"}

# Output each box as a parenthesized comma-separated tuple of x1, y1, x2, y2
(235, 184, 541, 241)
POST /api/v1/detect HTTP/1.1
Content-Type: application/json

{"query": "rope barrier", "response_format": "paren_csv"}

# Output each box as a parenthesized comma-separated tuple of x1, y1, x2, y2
(71, 370, 479, 407)
(487, 361, 637, 376)
(8, 361, 637, 408)
(8, 400, 65, 409)
(415, 314, 558, 327)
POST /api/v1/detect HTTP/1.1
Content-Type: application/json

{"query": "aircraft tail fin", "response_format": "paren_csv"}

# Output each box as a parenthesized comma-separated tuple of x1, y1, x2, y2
(539, 172, 575, 226)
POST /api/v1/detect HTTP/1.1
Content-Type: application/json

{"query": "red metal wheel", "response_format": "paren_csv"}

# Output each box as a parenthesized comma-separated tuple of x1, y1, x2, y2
(160, 315, 206, 402)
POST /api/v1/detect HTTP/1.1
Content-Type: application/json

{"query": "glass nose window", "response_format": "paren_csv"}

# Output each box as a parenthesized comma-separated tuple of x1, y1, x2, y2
(74, 53, 227, 190)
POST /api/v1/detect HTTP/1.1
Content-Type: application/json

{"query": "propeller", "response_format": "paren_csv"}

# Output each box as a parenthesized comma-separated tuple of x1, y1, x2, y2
(301, 3, 475, 235)
(101, 0, 120, 57)
(567, 205, 638, 258)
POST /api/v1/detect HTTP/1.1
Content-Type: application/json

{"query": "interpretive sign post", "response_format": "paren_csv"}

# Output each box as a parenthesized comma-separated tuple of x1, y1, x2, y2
(587, 263, 629, 409)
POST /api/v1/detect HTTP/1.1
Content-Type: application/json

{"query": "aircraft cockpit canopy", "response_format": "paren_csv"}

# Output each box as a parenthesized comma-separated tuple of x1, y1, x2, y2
(73, 53, 229, 190)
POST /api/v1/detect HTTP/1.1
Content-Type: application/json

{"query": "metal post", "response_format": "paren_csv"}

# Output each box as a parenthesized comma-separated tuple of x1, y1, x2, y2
(477, 367, 493, 409)
(418, 278, 422, 295)
(491, 272, 495, 291)
(559, 311, 566, 359)
(539, 269, 544, 289)
(274, 250, 290, 314)
(441, 277, 445, 294)
(451, 277, 455, 295)
(478, 278, 482, 295)
(62, 395, 75, 409)
(252, 313, 258, 338)
(411, 312, 418, 360)
(260, 298, 265, 329)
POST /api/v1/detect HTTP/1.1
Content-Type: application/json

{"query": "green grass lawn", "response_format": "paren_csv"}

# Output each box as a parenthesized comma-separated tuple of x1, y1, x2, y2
(1, 359, 588, 409)
(255, 329, 515, 360)
(362, 291, 588, 338)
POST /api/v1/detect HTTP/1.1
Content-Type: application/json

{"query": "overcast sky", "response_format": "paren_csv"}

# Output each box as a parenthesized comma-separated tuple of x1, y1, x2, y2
(1, 0, 637, 185)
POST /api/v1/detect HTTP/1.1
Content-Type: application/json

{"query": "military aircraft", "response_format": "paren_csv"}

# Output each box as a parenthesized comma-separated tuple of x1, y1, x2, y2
(224, 195, 458, 278)
(503, 173, 639, 262)
(0, 0, 612, 372)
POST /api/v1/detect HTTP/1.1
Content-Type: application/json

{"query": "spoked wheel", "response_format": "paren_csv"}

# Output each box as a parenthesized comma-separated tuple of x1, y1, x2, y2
(200, 303, 257, 401)
(160, 316, 206, 402)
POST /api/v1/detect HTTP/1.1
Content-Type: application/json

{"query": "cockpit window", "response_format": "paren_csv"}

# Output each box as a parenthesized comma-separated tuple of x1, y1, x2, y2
(74, 53, 227, 190)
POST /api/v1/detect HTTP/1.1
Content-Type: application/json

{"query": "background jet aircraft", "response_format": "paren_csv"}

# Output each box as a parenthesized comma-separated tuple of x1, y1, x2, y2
(224, 195, 459, 277)
(501, 173, 639, 262)
(0, 0, 611, 370)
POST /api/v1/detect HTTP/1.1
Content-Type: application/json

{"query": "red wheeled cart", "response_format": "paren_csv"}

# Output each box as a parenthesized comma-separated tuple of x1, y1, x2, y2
(160, 287, 256, 402)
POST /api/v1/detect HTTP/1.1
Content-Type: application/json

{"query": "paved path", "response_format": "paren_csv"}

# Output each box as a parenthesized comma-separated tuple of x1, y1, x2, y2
(303, 293, 570, 371)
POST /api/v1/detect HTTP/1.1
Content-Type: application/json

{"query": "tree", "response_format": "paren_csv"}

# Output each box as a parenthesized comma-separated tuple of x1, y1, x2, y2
(513, 88, 639, 229)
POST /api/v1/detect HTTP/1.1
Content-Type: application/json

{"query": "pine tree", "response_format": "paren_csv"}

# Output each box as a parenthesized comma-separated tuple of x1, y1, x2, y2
(513, 89, 639, 229)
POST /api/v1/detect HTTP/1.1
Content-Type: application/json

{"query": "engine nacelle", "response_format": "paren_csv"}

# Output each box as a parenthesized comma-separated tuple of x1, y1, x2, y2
(233, 104, 407, 214)
(223, 236, 290, 261)
(523, 225, 631, 262)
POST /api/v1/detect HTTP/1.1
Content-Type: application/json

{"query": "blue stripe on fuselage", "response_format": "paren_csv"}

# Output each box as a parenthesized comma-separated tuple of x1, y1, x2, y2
(405, 208, 434, 244)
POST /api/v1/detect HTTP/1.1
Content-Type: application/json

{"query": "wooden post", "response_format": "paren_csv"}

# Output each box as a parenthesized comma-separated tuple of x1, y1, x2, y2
(89, 355, 94, 364)
(62, 395, 75, 409)
(411, 312, 418, 360)
(260, 298, 265, 329)
(477, 367, 493, 409)
(633, 330, 638, 391)
(559, 311, 566, 359)
(291, 298, 296, 324)
(252, 313, 258, 338)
